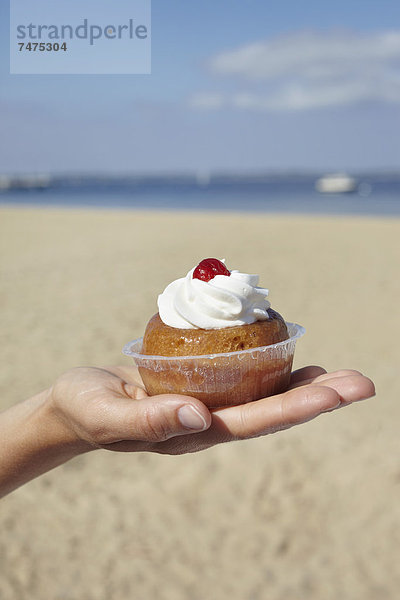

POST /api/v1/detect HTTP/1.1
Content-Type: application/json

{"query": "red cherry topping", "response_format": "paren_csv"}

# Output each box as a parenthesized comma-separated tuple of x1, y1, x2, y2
(193, 258, 231, 282)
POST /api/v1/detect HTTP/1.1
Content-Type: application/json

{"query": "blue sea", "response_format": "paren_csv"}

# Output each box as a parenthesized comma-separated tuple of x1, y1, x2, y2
(1, 174, 400, 216)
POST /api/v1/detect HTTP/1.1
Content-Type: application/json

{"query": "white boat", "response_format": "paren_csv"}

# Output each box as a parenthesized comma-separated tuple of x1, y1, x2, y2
(195, 170, 211, 187)
(315, 173, 357, 194)
(0, 175, 12, 191)
(0, 173, 51, 192)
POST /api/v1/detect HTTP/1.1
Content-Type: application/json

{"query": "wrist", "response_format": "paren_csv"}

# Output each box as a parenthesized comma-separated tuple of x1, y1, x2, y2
(0, 389, 92, 498)
(40, 388, 94, 456)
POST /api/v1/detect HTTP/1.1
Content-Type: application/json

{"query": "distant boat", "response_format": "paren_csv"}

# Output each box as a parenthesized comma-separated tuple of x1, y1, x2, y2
(0, 175, 12, 191)
(315, 173, 357, 194)
(0, 173, 51, 192)
(195, 170, 211, 187)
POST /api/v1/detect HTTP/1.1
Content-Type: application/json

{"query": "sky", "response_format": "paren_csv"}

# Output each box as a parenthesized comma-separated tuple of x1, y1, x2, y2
(1, 0, 400, 174)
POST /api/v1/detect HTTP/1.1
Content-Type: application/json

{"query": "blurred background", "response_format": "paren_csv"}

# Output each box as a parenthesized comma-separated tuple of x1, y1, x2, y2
(1, 1, 399, 599)
(1, 0, 400, 212)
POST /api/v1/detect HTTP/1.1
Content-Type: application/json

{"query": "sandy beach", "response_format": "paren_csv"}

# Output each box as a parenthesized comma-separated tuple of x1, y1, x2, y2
(0, 205, 399, 600)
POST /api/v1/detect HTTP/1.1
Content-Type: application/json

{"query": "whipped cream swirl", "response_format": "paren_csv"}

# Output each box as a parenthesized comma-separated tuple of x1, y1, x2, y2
(158, 265, 271, 329)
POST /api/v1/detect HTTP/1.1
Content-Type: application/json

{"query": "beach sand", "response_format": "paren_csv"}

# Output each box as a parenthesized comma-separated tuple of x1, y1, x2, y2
(0, 205, 399, 600)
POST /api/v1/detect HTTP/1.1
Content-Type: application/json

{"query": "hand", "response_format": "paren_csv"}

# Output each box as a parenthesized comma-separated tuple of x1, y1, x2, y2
(49, 365, 375, 455)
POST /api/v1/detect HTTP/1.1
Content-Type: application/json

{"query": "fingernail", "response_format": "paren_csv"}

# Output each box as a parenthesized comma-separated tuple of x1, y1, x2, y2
(178, 405, 207, 431)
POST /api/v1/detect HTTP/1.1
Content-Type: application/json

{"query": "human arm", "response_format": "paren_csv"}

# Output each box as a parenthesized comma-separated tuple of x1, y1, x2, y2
(0, 365, 375, 497)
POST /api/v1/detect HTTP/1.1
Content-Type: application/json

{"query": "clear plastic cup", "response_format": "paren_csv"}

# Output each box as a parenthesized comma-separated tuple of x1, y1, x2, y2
(123, 322, 305, 408)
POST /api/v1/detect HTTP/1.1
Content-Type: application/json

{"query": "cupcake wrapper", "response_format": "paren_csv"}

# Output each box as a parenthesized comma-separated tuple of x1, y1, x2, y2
(123, 322, 305, 408)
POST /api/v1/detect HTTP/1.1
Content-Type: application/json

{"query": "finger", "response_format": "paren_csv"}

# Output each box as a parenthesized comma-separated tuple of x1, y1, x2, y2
(90, 393, 212, 446)
(210, 384, 341, 440)
(314, 374, 375, 404)
(290, 368, 363, 389)
(107, 374, 376, 455)
(290, 365, 327, 386)
(161, 374, 376, 450)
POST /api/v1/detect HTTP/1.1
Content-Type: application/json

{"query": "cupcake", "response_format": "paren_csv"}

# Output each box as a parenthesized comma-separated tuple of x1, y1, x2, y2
(123, 258, 304, 408)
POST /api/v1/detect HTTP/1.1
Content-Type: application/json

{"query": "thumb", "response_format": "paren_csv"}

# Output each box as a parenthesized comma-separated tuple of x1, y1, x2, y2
(98, 393, 212, 444)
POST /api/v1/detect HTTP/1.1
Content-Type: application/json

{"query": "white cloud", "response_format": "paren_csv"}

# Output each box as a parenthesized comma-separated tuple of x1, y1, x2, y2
(189, 30, 400, 111)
